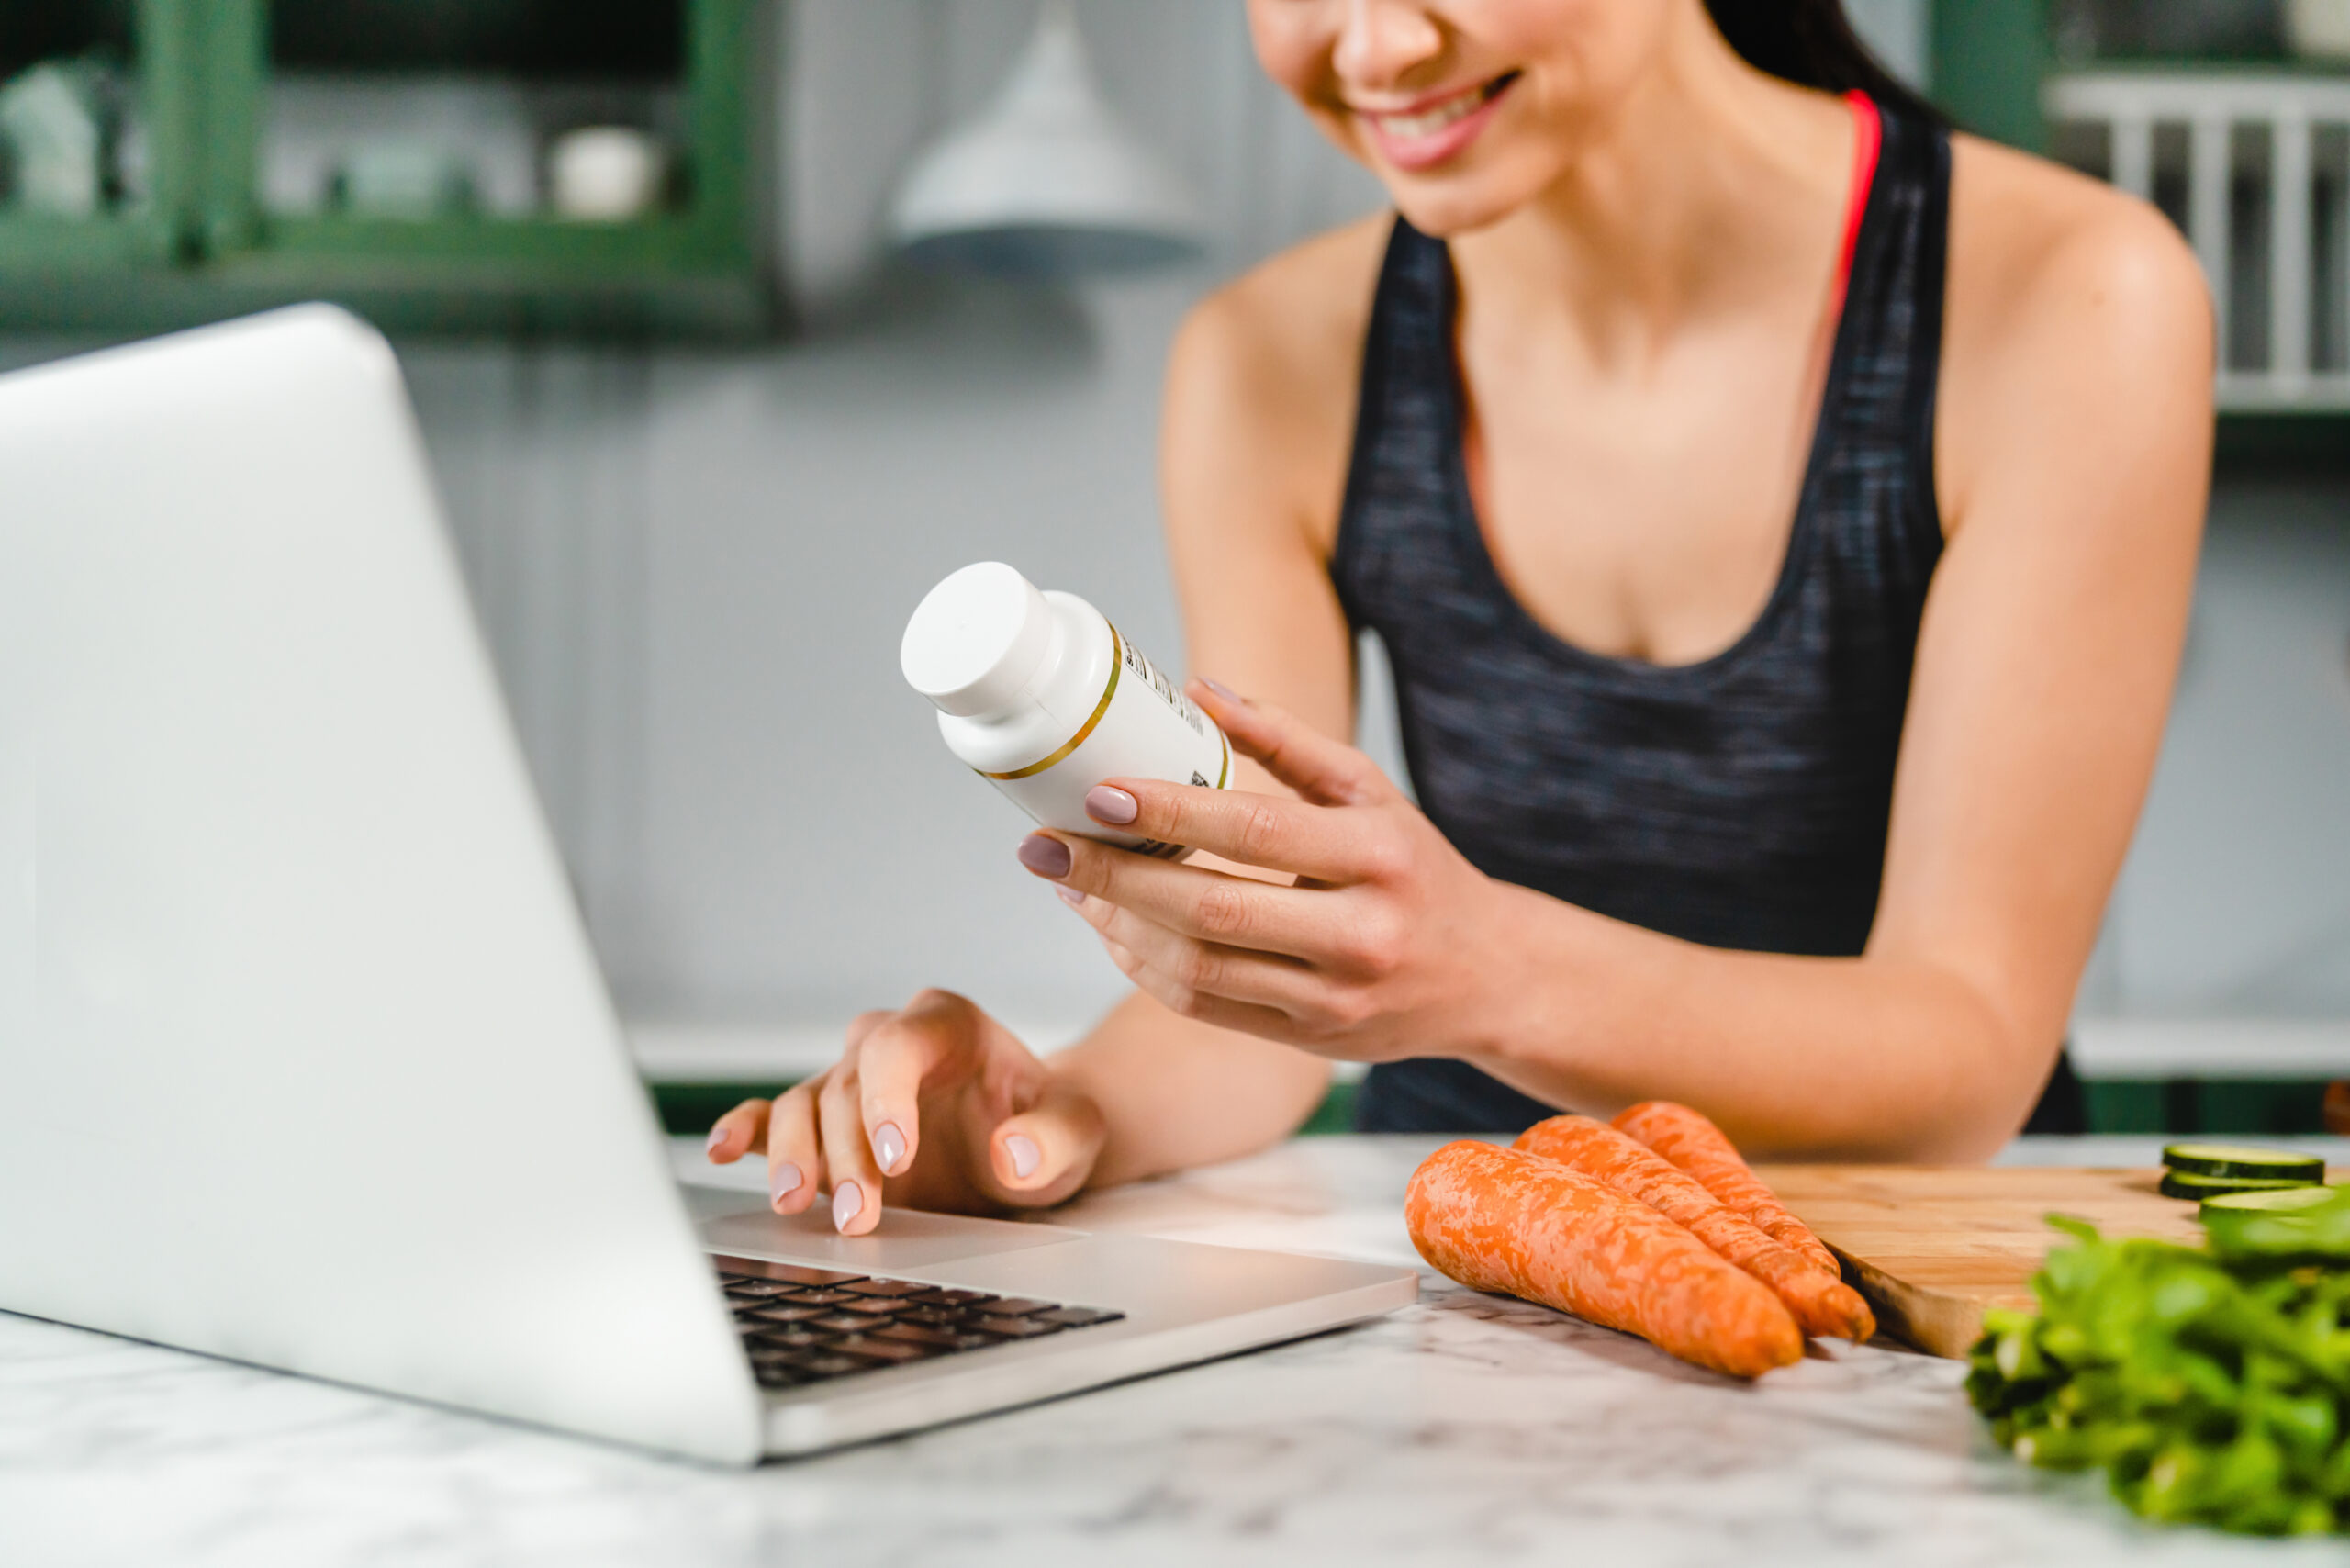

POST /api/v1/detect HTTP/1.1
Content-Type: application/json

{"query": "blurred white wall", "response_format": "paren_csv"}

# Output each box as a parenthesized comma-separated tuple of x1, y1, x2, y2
(2098, 487, 2350, 1019)
(1845, 0, 1931, 84)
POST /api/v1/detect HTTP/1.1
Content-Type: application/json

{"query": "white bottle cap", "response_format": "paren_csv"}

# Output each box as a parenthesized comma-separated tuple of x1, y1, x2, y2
(901, 562, 1057, 719)
(547, 126, 665, 220)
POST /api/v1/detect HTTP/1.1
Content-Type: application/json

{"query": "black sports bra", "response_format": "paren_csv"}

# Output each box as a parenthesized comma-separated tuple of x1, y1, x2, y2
(1325, 99, 2078, 1135)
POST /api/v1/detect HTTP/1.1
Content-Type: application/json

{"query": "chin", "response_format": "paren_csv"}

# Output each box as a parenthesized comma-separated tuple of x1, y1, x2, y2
(1383, 179, 1538, 239)
(1374, 157, 1561, 240)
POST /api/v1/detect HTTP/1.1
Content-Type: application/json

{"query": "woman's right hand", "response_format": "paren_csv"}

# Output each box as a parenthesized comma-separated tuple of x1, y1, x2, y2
(701, 989, 1107, 1236)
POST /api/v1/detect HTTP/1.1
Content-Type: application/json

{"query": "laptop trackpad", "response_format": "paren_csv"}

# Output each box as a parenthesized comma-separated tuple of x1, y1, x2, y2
(682, 1182, 1082, 1270)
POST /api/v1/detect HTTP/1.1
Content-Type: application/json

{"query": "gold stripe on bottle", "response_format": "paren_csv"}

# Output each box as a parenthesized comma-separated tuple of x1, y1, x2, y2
(1214, 729, 1231, 789)
(979, 620, 1125, 781)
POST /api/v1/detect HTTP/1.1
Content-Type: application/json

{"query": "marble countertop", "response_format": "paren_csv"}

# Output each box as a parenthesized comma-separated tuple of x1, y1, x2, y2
(7, 1135, 2346, 1568)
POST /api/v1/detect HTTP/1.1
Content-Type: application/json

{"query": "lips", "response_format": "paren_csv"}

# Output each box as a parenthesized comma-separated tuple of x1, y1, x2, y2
(1354, 73, 1519, 172)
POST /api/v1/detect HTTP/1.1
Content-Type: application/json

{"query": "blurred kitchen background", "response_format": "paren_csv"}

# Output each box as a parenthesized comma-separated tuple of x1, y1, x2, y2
(1, 1, 2344, 1136)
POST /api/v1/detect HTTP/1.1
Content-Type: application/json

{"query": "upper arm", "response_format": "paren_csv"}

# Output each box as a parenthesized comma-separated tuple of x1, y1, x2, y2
(1158, 219, 1386, 760)
(1870, 139, 2214, 1092)
(1082, 226, 1386, 1128)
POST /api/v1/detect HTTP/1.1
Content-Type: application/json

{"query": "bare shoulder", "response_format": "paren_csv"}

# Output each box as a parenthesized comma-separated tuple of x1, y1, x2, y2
(1940, 134, 2214, 526)
(1946, 133, 2208, 340)
(1163, 213, 1392, 554)
(1174, 211, 1390, 408)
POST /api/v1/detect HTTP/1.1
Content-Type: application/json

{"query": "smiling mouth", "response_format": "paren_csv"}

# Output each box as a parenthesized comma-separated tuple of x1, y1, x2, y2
(1357, 73, 1519, 141)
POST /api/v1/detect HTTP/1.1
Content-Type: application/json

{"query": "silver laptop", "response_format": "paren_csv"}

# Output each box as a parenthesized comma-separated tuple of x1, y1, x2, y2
(0, 307, 1416, 1465)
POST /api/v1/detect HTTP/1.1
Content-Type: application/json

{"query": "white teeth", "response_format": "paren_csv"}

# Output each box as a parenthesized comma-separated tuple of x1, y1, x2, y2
(1371, 81, 1497, 141)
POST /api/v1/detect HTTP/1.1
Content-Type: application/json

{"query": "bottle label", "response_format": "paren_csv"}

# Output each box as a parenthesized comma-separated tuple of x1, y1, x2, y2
(1116, 627, 1211, 739)
(1121, 625, 1228, 860)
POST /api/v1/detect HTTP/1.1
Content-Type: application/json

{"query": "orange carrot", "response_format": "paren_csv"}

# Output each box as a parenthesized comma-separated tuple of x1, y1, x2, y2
(1514, 1115, 1874, 1342)
(1405, 1139, 1803, 1379)
(1612, 1102, 1840, 1276)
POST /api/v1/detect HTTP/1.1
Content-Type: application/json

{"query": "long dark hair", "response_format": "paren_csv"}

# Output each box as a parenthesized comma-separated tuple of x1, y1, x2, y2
(1703, 0, 1946, 127)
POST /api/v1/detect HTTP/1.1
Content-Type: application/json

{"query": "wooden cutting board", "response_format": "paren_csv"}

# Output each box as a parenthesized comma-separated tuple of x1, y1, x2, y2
(1751, 1165, 2209, 1360)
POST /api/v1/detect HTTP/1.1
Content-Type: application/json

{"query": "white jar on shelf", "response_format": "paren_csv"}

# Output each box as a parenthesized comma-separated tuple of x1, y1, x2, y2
(2288, 0, 2350, 59)
(547, 127, 665, 221)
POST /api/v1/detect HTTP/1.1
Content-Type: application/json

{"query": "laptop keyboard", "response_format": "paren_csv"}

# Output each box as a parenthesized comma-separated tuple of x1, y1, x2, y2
(716, 1261, 1125, 1392)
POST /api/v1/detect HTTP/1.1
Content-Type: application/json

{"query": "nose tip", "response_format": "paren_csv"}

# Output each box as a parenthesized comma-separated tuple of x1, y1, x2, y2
(1331, 0, 1449, 89)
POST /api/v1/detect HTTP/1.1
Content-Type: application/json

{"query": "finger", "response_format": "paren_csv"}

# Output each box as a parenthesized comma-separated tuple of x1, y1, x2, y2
(1190, 680, 1391, 808)
(842, 1007, 894, 1053)
(856, 994, 971, 1179)
(1099, 934, 1303, 1044)
(764, 1081, 822, 1215)
(704, 1098, 769, 1165)
(1054, 842, 1330, 959)
(986, 1072, 1106, 1205)
(1075, 893, 1326, 1014)
(1082, 778, 1375, 882)
(818, 1068, 885, 1236)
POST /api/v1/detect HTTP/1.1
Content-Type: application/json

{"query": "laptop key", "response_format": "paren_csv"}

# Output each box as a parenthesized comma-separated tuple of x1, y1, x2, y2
(748, 1327, 837, 1351)
(747, 1304, 829, 1325)
(829, 1336, 934, 1363)
(830, 1296, 903, 1317)
(982, 1297, 1060, 1317)
(810, 1313, 882, 1333)
(839, 1278, 934, 1298)
(748, 1263, 868, 1288)
(892, 1288, 977, 1316)
(970, 1315, 1068, 1338)
(723, 1278, 800, 1298)
(867, 1323, 986, 1350)
(896, 1306, 966, 1328)
(1033, 1306, 1124, 1328)
(797, 1354, 873, 1378)
(786, 1289, 864, 1308)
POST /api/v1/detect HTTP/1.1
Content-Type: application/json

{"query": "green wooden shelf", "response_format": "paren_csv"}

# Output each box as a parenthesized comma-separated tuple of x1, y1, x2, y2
(1933, 0, 2054, 150)
(0, 211, 173, 268)
(2084, 1079, 2337, 1137)
(0, 0, 775, 341)
(2215, 413, 2350, 474)
(2054, 55, 2350, 74)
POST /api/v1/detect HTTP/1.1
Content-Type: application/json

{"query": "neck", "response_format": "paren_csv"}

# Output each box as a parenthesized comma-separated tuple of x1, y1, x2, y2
(1449, 23, 1856, 371)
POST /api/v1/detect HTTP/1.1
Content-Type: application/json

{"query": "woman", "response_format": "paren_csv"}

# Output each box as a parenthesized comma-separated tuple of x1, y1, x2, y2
(710, 0, 2211, 1233)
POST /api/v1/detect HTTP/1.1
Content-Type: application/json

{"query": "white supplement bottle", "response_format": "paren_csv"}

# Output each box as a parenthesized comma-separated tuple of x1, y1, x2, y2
(901, 562, 1230, 857)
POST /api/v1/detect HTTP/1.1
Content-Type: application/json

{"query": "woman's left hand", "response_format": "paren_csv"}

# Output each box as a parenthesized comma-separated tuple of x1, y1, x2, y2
(1017, 681, 1519, 1061)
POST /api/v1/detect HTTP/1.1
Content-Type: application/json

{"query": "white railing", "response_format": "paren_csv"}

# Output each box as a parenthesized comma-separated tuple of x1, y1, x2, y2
(2046, 72, 2350, 411)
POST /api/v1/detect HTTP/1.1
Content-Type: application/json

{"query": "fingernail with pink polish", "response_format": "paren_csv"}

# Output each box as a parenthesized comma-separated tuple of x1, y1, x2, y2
(1201, 678, 1245, 704)
(1018, 834, 1072, 879)
(873, 1121, 906, 1174)
(1086, 785, 1139, 824)
(769, 1162, 802, 1208)
(705, 1126, 729, 1159)
(832, 1181, 864, 1232)
(1005, 1134, 1041, 1180)
(1054, 884, 1085, 908)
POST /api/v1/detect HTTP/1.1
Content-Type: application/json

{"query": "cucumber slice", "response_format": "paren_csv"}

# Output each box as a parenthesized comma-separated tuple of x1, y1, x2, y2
(2202, 1184, 2350, 1264)
(2157, 1170, 2320, 1201)
(2199, 1185, 2339, 1215)
(2161, 1143, 2325, 1182)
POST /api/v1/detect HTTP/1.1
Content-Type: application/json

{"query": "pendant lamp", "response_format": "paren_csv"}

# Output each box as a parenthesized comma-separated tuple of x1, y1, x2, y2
(889, 0, 1202, 275)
